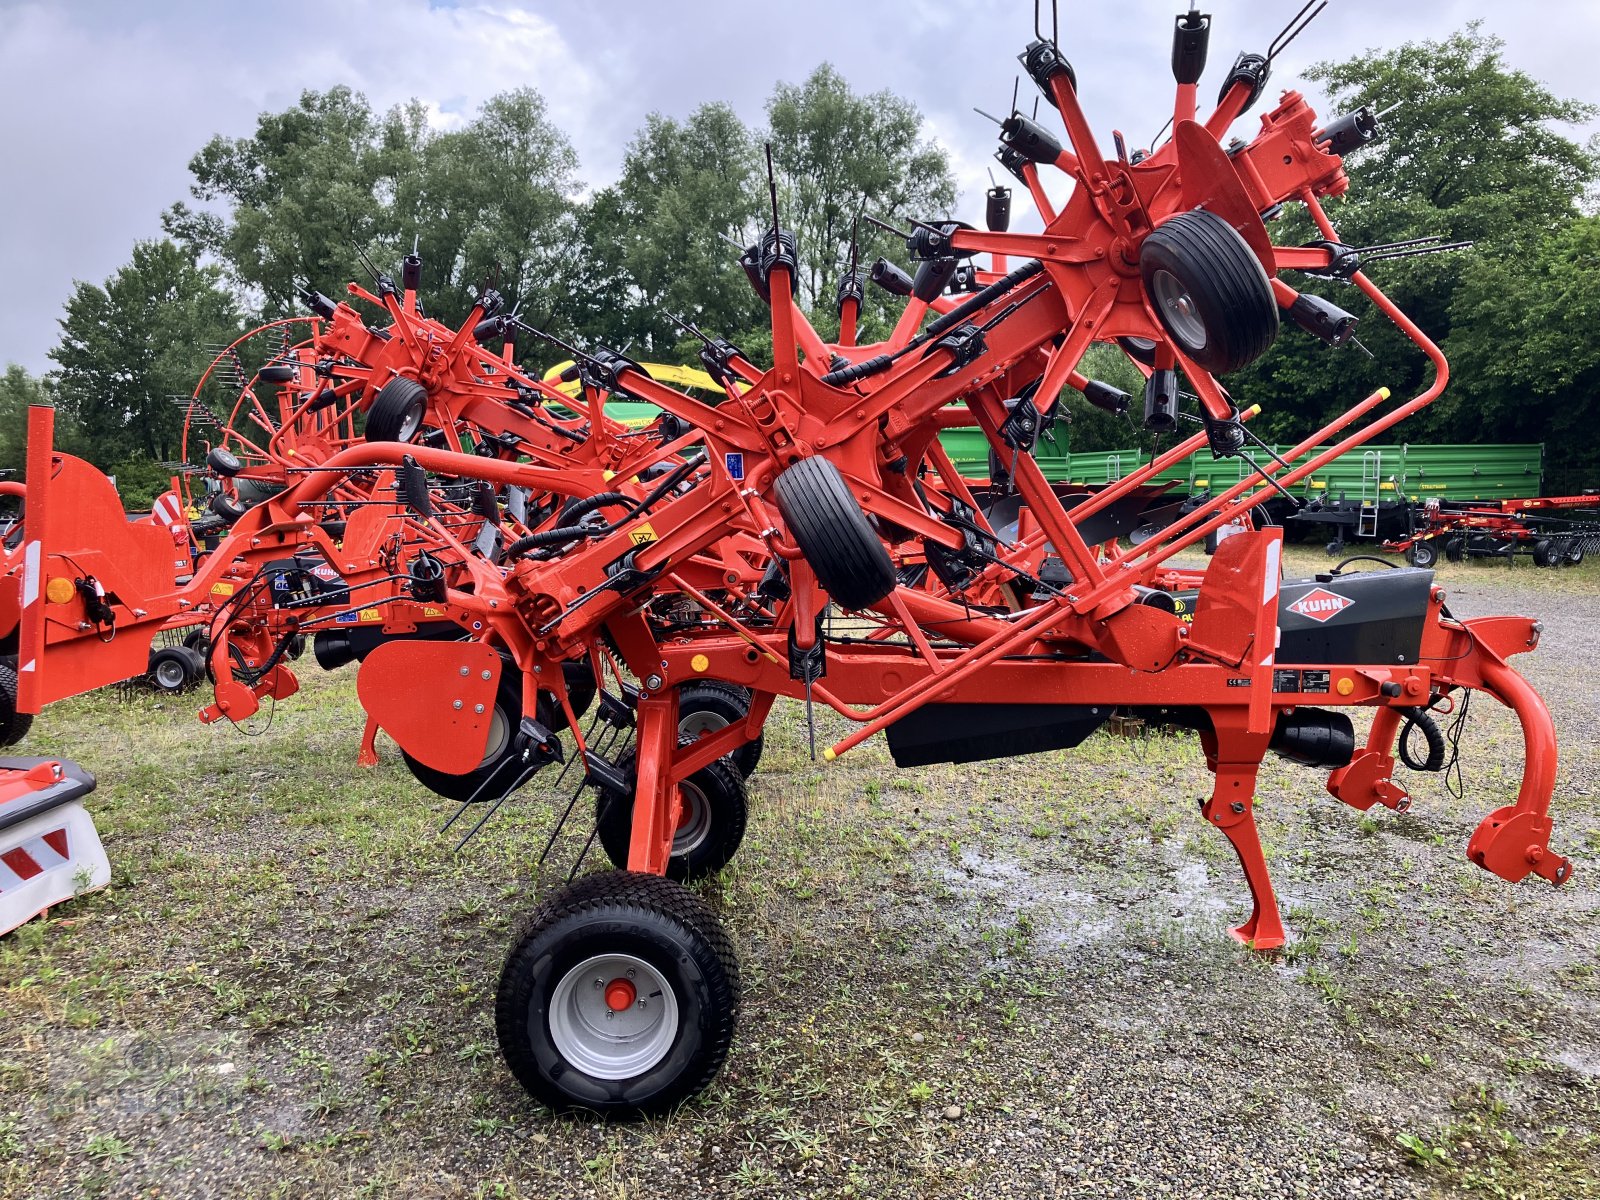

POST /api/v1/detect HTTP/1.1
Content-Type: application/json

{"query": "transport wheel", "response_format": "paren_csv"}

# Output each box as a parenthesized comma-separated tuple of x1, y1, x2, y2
(401, 662, 567, 802)
(147, 646, 201, 694)
(1405, 539, 1438, 569)
(1138, 210, 1278, 374)
(1566, 540, 1587, 566)
(496, 869, 739, 1117)
(1531, 538, 1555, 568)
(209, 492, 248, 525)
(258, 363, 298, 384)
(0, 656, 31, 747)
(595, 737, 748, 881)
(402, 665, 525, 803)
(772, 456, 895, 611)
(365, 377, 428, 443)
(676, 681, 763, 778)
(1444, 537, 1465, 563)
(206, 446, 242, 477)
(1117, 335, 1158, 366)
(182, 629, 211, 658)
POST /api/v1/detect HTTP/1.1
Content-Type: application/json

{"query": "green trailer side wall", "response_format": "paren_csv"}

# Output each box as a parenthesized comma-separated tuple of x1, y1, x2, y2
(568, 399, 1545, 505)
(939, 428, 1543, 502)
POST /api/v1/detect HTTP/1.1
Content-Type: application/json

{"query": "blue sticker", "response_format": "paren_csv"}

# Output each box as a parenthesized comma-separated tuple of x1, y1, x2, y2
(725, 452, 744, 481)
(334, 610, 359, 624)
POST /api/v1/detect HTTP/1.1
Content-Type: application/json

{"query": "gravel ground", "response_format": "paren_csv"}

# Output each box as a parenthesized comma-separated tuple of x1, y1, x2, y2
(1, 546, 1596, 1199)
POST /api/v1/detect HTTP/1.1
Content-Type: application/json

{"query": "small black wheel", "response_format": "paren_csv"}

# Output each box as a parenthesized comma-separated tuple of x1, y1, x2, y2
(148, 646, 202, 694)
(182, 629, 211, 658)
(1117, 336, 1158, 367)
(283, 633, 306, 661)
(772, 456, 895, 611)
(1325, 541, 1342, 557)
(1531, 538, 1555, 568)
(596, 736, 749, 881)
(366, 377, 428, 443)
(206, 446, 242, 477)
(1405, 539, 1438, 569)
(400, 661, 568, 801)
(1444, 537, 1465, 563)
(1138, 210, 1278, 374)
(1566, 540, 1587, 567)
(676, 681, 763, 778)
(402, 663, 526, 803)
(0, 656, 31, 747)
(209, 492, 248, 524)
(258, 364, 298, 384)
(496, 870, 739, 1117)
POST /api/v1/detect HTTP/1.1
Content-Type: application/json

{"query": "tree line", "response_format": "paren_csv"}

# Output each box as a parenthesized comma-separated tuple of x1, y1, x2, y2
(3, 27, 1595, 507)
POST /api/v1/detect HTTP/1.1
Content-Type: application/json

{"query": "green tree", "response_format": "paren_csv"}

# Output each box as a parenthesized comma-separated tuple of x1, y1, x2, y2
(401, 89, 580, 322)
(50, 240, 241, 489)
(0, 366, 64, 482)
(1228, 24, 1597, 476)
(1449, 213, 1600, 489)
(164, 88, 425, 317)
(766, 64, 956, 335)
(572, 104, 765, 356)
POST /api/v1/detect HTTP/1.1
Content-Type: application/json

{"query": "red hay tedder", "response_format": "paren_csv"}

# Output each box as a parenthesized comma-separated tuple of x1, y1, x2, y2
(0, 4, 1573, 1116)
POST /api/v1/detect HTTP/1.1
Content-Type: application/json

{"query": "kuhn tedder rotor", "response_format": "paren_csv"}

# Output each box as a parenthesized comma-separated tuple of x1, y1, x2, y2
(1, 5, 1573, 1116)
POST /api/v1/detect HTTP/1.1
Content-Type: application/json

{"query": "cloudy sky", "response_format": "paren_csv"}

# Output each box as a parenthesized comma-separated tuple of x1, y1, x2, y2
(2, 0, 1595, 373)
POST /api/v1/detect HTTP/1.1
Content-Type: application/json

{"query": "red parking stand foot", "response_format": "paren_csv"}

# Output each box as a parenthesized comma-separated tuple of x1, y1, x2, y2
(1201, 764, 1286, 951)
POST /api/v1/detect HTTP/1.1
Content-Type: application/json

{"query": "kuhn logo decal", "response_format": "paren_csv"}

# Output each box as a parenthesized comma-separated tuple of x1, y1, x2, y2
(1287, 587, 1353, 623)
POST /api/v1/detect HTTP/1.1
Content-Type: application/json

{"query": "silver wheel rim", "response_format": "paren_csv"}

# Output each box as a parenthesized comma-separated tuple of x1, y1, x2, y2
(154, 660, 186, 691)
(476, 705, 511, 771)
(548, 952, 680, 1080)
(678, 708, 730, 740)
(398, 400, 424, 442)
(672, 781, 712, 857)
(1151, 269, 1207, 351)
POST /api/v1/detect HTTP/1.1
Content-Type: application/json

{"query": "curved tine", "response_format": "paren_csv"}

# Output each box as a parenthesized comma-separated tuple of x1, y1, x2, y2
(1268, 0, 1328, 63)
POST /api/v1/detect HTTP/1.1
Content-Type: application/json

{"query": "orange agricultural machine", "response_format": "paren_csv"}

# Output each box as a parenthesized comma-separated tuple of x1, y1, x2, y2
(1, 3, 1572, 1116)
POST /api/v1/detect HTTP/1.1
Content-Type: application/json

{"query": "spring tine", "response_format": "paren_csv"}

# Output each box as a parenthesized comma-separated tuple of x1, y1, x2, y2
(1268, 0, 1328, 64)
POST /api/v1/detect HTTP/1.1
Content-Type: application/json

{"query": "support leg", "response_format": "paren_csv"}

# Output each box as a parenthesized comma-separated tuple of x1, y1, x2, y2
(1201, 760, 1287, 951)
(625, 690, 682, 876)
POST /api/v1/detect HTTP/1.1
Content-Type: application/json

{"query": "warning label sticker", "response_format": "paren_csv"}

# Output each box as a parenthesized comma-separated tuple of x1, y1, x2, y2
(629, 522, 657, 547)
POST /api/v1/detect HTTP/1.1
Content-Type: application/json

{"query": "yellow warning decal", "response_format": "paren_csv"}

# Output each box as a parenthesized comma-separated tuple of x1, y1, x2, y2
(629, 522, 657, 547)
(359, 608, 383, 623)
(422, 606, 446, 618)
(210, 582, 235, 597)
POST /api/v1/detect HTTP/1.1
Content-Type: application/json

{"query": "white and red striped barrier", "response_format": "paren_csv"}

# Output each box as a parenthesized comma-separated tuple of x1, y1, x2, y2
(0, 758, 110, 935)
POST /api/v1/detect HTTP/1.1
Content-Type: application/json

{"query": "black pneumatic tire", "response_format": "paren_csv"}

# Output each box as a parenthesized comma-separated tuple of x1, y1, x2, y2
(148, 646, 202, 694)
(496, 870, 739, 1117)
(0, 656, 31, 747)
(400, 661, 569, 803)
(1405, 539, 1439, 569)
(1139, 210, 1278, 375)
(258, 364, 298, 385)
(209, 492, 248, 524)
(366, 377, 429, 443)
(677, 681, 763, 778)
(595, 736, 749, 881)
(772, 457, 895, 611)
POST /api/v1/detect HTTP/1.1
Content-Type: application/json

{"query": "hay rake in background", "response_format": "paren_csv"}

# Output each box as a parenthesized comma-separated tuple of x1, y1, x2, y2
(1, 3, 1574, 1118)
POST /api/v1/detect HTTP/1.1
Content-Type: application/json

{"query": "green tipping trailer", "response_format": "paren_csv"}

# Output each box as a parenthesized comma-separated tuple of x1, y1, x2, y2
(590, 399, 1544, 546)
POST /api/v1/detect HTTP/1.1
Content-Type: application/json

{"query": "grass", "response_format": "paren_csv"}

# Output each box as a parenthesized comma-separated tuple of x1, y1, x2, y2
(0, 548, 1596, 1196)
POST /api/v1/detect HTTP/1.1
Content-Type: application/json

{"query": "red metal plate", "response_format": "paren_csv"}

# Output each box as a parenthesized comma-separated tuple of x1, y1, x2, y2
(357, 640, 501, 775)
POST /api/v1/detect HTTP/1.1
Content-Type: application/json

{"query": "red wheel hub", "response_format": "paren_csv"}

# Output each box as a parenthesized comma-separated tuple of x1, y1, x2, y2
(604, 977, 637, 1012)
